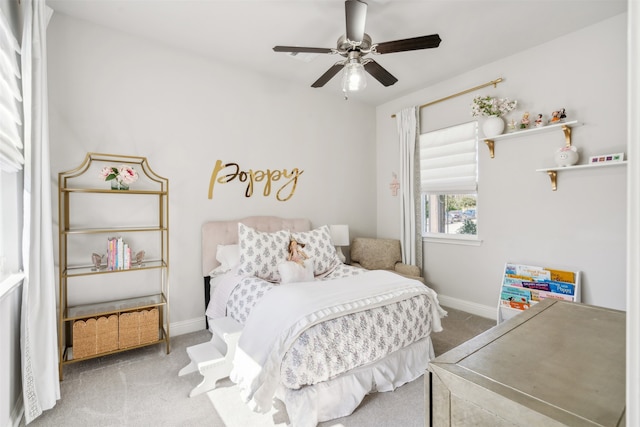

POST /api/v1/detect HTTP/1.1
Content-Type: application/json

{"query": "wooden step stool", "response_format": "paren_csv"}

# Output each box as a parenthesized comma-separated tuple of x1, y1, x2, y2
(178, 316, 243, 397)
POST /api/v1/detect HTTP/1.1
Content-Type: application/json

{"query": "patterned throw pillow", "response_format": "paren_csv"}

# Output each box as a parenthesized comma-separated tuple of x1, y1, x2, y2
(291, 225, 341, 276)
(237, 223, 290, 282)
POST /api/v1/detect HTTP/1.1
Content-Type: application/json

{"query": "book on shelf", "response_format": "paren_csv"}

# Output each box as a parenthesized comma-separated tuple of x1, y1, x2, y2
(499, 263, 579, 313)
(106, 236, 133, 270)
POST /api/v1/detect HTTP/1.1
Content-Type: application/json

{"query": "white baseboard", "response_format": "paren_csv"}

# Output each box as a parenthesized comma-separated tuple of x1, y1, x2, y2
(170, 317, 207, 336)
(437, 295, 497, 322)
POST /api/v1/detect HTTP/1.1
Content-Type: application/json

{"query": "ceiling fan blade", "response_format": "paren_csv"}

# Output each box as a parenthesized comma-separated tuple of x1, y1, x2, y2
(364, 60, 398, 87)
(311, 63, 345, 88)
(345, 0, 367, 43)
(273, 46, 334, 54)
(375, 34, 442, 54)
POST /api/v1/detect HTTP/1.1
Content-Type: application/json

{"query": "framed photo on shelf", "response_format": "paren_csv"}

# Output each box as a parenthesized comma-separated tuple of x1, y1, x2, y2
(589, 152, 624, 164)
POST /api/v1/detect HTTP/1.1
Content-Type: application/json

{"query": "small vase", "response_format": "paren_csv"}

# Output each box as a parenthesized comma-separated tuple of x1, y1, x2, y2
(110, 180, 129, 191)
(482, 115, 505, 138)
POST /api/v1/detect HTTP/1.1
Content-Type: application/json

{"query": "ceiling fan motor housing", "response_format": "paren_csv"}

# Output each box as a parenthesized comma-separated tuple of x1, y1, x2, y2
(337, 33, 372, 55)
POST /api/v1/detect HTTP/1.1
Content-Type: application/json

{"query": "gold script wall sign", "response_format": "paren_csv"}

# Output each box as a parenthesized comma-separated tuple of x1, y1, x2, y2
(208, 160, 304, 202)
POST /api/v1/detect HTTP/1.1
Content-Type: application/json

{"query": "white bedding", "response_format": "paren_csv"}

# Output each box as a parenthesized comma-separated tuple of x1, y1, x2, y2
(201, 217, 446, 426)
(228, 270, 444, 414)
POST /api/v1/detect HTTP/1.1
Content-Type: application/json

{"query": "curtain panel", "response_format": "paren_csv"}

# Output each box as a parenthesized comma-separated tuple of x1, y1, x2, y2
(395, 107, 422, 270)
(20, 1, 59, 423)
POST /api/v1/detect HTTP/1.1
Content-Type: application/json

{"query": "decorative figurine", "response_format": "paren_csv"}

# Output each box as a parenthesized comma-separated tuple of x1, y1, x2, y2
(535, 114, 545, 127)
(550, 110, 561, 124)
(135, 250, 145, 267)
(559, 108, 567, 121)
(507, 118, 517, 133)
(91, 253, 105, 271)
(554, 145, 579, 167)
(389, 172, 400, 197)
(520, 112, 530, 129)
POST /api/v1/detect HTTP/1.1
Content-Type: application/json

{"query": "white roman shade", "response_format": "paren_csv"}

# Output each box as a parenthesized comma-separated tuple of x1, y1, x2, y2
(0, 9, 23, 172)
(419, 121, 478, 193)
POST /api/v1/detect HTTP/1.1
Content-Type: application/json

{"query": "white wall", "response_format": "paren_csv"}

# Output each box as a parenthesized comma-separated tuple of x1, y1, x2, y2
(376, 14, 628, 316)
(46, 13, 376, 332)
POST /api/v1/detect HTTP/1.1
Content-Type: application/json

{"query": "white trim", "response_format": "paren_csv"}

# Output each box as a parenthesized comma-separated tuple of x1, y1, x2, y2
(627, 2, 639, 425)
(437, 294, 496, 322)
(0, 272, 24, 301)
(423, 235, 482, 246)
(170, 317, 207, 336)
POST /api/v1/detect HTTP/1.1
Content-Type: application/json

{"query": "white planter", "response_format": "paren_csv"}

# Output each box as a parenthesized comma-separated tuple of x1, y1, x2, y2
(482, 116, 505, 138)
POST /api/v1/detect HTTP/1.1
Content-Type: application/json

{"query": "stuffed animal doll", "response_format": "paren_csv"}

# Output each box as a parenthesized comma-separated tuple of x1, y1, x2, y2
(288, 238, 309, 266)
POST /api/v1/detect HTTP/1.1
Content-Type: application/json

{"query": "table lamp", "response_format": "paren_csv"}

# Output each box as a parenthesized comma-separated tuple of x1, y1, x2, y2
(329, 224, 350, 263)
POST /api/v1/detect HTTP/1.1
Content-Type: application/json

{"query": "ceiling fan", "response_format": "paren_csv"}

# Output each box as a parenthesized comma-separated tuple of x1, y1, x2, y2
(273, 0, 441, 95)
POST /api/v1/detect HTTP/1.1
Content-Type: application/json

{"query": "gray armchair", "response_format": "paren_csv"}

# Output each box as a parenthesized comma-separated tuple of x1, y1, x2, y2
(349, 237, 424, 283)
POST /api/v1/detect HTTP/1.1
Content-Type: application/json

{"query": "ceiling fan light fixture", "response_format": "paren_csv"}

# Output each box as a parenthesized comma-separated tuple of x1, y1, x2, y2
(341, 58, 367, 93)
(273, 0, 442, 93)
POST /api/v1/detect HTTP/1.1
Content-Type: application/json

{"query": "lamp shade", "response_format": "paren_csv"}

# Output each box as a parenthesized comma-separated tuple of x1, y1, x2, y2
(341, 62, 367, 93)
(329, 224, 350, 246)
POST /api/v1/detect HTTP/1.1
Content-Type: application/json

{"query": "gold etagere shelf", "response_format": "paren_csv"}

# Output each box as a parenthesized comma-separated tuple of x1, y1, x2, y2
(57, 153, 170, 380)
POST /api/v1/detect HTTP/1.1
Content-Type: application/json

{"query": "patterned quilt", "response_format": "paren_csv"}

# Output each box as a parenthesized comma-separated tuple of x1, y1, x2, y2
(223, 264, 439, 389)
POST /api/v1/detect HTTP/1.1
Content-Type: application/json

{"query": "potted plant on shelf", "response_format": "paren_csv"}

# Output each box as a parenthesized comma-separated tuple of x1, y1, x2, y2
(471, 95, 518, 138)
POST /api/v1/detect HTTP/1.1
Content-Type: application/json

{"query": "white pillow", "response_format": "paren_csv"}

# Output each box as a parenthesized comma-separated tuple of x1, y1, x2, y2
(278, 259, 314, 284)
(217, 244, 240, 270)
(237, 223, 290, 282)
(291, 225, 341, 276)
(207, 244, 240, 276)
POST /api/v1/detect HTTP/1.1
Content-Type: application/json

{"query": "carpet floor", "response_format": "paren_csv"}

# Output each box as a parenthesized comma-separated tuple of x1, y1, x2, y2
(26, 306, 495, 427)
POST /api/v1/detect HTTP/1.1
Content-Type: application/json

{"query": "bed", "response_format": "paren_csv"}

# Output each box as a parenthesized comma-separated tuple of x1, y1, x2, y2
(202, 216, 446, 427)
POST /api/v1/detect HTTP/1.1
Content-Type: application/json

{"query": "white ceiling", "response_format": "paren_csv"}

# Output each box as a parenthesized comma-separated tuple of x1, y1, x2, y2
(45, 0, 627, 106)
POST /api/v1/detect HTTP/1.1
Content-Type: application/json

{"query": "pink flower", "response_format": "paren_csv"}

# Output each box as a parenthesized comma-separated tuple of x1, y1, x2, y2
(99, 164, 138, 184)
(99, 166, 118, 181)
(118, 165, 139, 184)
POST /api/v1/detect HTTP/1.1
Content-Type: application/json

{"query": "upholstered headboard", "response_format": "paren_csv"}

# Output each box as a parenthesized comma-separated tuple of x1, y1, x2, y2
(201, 216, 311, 328)
(201, 216, 311, 277)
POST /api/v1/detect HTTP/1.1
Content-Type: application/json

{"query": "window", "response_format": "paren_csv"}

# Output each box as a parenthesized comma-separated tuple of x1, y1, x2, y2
(0, 8, 24, 286)
(422, 193, 477, 235)
(419, 121, 478, 239)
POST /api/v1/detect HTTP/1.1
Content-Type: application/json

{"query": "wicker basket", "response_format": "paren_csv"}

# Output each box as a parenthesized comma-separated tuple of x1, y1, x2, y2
(119, 311, 140, 349)
(73, 318, 97, 359)
(119, 308, 159, 348)
(96, 314, 119, 353)
(139, 308, 159, 344)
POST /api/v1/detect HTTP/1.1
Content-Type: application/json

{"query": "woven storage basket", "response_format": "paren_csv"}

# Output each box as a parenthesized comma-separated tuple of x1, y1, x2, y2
(139, 308, 159, 344)
(73, 318, 97, 359)
(119, 311, 140, 349)
(96, 314, 119, 353)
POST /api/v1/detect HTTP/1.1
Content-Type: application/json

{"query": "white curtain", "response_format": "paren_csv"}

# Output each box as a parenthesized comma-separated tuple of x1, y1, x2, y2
(395, 107, 421, 269)
(20, 1, 59, 423)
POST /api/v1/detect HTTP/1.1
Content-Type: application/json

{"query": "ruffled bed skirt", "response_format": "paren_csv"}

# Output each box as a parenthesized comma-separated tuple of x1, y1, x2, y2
(277, 336, 433, 427)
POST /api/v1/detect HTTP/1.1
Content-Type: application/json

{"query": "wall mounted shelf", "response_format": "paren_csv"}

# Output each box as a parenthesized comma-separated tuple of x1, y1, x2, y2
(535, 160, 627, 191)
(483, 120, 581, 158)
